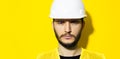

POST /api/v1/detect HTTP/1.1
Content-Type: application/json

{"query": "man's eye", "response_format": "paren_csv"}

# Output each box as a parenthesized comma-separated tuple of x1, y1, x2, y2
(56, 21, 65, 24)
(70, 20, 81, 24)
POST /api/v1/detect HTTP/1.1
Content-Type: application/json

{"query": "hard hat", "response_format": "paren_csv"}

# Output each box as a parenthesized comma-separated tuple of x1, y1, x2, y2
(49, 0, 86, 19)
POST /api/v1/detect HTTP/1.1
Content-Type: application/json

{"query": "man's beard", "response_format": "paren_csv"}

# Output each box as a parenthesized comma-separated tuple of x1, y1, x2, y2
(53, 28, 82, 49)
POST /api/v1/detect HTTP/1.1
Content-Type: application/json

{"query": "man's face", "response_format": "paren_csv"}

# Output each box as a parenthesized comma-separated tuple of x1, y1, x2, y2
(53, 18, 84, 49)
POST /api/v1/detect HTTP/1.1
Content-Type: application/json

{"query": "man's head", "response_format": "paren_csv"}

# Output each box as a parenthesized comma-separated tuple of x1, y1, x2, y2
(53, 18, 85, 49)
(50, 0, 86, 49)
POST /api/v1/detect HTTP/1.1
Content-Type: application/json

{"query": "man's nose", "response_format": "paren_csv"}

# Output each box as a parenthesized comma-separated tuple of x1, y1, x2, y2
(64, 22, 71, 33)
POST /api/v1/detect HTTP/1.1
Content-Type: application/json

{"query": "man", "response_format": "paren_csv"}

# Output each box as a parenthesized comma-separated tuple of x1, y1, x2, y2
(37, 0, 105, 59)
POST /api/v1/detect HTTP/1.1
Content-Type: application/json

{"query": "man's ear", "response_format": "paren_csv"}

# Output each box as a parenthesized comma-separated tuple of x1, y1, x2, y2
(82, 20, 85, 29)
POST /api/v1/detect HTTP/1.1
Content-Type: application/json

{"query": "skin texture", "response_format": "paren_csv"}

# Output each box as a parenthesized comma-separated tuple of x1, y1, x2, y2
(53, 18, 84, 49)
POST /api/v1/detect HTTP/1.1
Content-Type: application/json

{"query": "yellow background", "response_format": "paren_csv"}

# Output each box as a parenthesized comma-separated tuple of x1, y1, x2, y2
(0, 0, 120, 59)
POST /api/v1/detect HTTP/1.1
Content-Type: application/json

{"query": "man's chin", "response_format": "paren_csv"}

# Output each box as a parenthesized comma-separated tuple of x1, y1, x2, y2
(61, 43, 73, 46)
(61, 41, 74, 45)
(58, 41, 77, 49)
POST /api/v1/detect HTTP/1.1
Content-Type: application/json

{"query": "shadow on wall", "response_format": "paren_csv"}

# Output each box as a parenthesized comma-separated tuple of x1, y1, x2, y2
(78, 11, 94, 49)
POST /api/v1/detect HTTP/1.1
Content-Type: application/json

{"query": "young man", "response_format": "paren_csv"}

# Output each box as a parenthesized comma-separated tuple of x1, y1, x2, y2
(37, 0, 105, 59)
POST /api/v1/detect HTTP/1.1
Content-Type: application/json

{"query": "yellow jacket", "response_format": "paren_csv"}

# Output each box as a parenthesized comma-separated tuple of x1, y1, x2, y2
(37, 48, 105, 59)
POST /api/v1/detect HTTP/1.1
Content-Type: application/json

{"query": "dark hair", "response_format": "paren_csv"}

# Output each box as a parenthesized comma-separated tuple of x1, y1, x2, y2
(53, 18, 84, 23)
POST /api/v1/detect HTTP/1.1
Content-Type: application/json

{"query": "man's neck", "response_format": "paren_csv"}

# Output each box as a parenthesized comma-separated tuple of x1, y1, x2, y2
(58, 44, 82, 56)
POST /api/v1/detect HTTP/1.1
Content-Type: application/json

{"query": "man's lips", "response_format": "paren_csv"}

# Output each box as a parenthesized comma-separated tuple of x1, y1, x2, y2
(63, 35, 72, 39)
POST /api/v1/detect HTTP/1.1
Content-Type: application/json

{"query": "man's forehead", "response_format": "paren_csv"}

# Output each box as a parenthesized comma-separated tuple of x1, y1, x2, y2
(53, 18, 83, 21)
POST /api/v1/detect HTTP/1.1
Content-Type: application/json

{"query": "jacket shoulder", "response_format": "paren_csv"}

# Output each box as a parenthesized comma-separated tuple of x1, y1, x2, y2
(36, 48, 58, 59)
(82, 49, 105, 59)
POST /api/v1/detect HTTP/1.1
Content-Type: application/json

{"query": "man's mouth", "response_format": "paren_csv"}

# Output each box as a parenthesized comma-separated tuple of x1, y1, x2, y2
(63, 35, 73, 39)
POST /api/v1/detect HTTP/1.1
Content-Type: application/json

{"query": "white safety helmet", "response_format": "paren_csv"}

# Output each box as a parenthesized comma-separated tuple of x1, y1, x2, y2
(49, 0, 86, 19)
